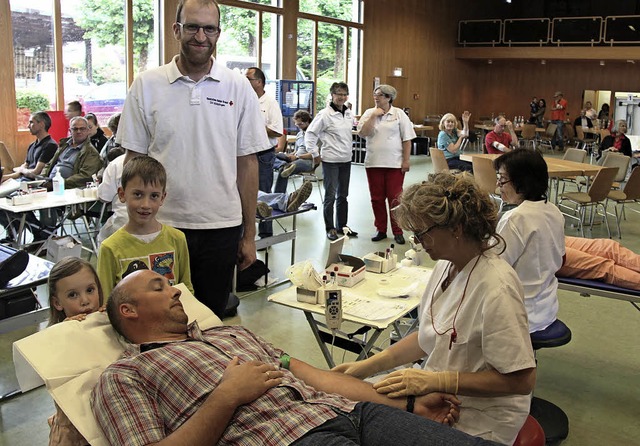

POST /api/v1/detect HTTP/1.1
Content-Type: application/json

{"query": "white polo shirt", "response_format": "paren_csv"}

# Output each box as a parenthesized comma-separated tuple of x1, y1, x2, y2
(258, 93, 283, 148)
(305, 105, 354, 163)
(116, 56, 270, 229)
(357, 106, 416, 168)
(496, 200, 566, 332)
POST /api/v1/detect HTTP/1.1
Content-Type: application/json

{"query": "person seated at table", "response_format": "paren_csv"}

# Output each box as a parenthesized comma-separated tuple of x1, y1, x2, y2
(2, 111, 57, 183)
(256, 180, 313, 218)
(85, 113, 109, 153)
(597, 119, 632, 162)
(494, 150, 565, 333)
(274, 110, 316, 194)
(333, 173, 536, 445)
(0, 112, 58, 240)
(99, 113, 121, 165)
(584, 101, 598, 121)
(97, 155, 193, 298)
(89, 269, 504, 446)
(485, 115, 518, 154)
(42, 117, 102, 189)
(20, 117, 102, 241)
(436, 111, 473, 172)
(573, 109, 594, 133)
(559, 236, 640, 291)
(64, 100, 82, 121)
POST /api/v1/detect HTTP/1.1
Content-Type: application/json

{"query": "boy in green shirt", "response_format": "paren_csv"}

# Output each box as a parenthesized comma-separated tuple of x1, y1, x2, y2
(97, 156, 193, 298)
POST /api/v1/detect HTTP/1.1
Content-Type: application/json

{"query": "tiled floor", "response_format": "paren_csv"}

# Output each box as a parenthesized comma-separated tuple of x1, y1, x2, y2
(1, 152, 639, 445)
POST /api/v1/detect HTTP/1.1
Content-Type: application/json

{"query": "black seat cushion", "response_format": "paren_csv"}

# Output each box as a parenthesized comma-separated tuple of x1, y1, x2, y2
(530, 319, 572, 350)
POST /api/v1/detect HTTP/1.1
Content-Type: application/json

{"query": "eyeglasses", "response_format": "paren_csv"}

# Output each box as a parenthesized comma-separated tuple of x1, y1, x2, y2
(496, 174, 512, 187)
(412, 224, 439, 244)
(333, 93, 349, 97)
(177, 22, 221, 36)
(373, 93, 387, 98)
(70, 127, 88, 132)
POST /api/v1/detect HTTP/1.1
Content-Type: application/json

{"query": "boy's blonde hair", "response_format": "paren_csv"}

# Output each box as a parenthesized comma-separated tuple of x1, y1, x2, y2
(48, 257, 104, 326)
(121, 156, 167, 191)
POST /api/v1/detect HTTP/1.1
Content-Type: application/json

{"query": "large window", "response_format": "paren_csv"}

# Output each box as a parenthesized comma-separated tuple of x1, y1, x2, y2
(217, 5, 281, 82)
(297, 1, 363, 112)
(11, 0, 161, 129)
(12, 1, 57, 129)
(300, 0, 363, 23)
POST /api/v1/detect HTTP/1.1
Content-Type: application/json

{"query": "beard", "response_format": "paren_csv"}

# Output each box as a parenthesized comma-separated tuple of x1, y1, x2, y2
(181, 37, 215, 66)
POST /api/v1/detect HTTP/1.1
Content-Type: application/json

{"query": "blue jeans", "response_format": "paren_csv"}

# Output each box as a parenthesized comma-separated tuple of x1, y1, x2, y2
(274, 158, 314, 193)
(447, 157, 473, 173)
(257, 190, 288, 212)
(292, 402, 500, 446)
(322, 161, 351, 231)
(177, 225, 241, 319)
(257, 150, 275, 237)
(551, 120, 565, 149)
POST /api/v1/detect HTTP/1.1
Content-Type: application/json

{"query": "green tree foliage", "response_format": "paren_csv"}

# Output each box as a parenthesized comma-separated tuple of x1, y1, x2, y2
(217, 1, 354, 112)
(219, 6, 259, 57)
(299, 0, 352, 111)
(16, 90, 50, 112)
(78, 0, 154, 74)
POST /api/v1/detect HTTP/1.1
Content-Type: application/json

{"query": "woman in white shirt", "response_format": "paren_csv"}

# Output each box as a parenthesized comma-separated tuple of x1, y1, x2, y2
(357, 85, 416, 244)
(494, 150, 565, 333)
(334, 173, 536, 445)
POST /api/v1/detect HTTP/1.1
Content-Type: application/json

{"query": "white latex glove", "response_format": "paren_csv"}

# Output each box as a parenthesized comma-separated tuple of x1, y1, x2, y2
(373, 369, 459, 398)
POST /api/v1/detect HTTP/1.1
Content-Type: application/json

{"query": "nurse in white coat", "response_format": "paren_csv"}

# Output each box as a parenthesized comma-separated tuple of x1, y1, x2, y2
(333, 173, 536, 446)
(494, 150, 565, 333)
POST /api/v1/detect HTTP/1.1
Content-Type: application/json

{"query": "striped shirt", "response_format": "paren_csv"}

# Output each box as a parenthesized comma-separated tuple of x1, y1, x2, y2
(91, 323, 356, 445)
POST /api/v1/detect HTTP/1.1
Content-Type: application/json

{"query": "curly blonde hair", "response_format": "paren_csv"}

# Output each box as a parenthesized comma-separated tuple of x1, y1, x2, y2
(394, 172, 501, 251)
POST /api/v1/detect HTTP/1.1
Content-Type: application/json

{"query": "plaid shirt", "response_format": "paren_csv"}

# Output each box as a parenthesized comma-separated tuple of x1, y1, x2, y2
(91, 323, 355, 445)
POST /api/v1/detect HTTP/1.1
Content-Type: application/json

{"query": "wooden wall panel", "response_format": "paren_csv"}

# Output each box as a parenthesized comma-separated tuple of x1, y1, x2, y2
(163, 0, 180, 64)
(463, 59, 640, 123)
(362, 0, 469, 124)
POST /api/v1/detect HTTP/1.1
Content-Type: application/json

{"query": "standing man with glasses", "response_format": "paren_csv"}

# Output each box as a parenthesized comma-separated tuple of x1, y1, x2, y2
(116, 0, 270, 318)
(305, 82, 359, 241)
(246, 66, 283, 238)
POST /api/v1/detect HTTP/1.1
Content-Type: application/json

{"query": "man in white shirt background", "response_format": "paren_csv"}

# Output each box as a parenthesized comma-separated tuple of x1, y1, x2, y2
(246, 66, 284, 238)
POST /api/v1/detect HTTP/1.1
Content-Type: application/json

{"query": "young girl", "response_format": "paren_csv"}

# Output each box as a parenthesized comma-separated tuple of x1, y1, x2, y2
(47, 257, 104, 446)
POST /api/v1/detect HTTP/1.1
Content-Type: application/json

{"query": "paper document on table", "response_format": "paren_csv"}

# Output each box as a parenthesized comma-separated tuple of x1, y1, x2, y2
(342, 294, 409, 320)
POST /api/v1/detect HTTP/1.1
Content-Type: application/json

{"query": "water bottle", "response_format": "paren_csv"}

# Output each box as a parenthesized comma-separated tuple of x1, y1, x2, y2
(53, 170, 65, 196)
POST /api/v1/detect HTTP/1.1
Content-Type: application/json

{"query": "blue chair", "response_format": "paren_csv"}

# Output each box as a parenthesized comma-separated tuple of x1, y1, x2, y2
(530, 319, 572, 445)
